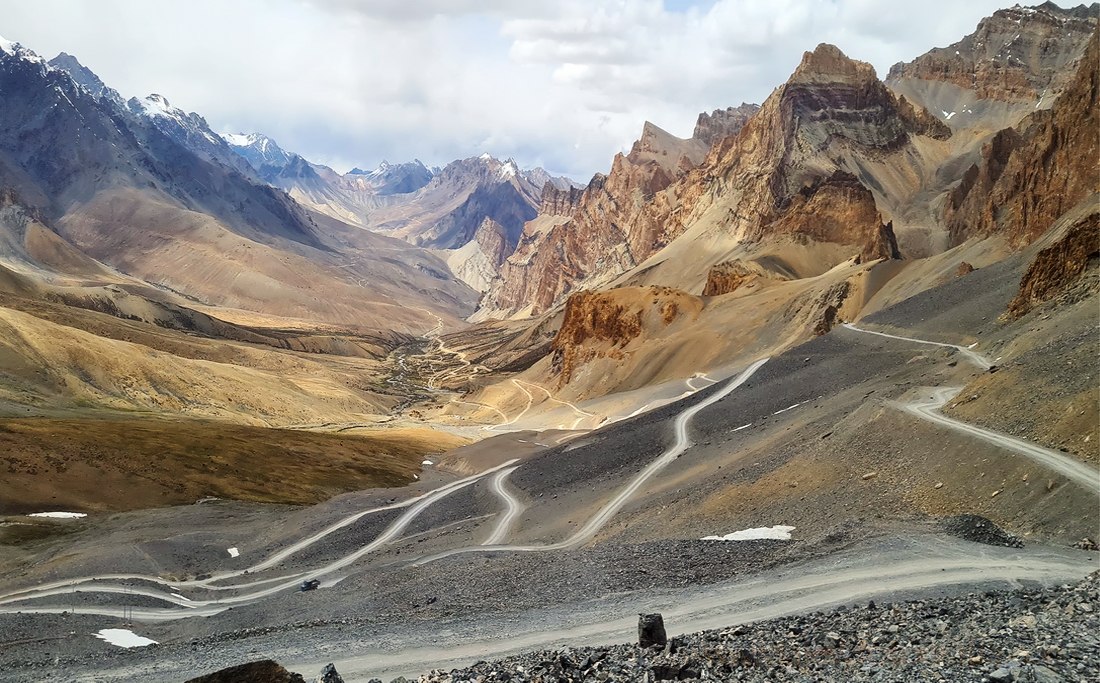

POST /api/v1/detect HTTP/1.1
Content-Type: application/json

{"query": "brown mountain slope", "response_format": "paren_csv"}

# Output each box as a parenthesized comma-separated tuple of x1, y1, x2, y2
(943, 29, 1099, 246)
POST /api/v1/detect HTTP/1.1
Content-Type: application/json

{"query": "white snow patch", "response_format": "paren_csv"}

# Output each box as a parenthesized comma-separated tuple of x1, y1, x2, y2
(0, 34, 15, 54)
(222, 132, 253, 146)
(941, 110, 957, 120)
(498, 160, 518, 179)
(772, 402, 804, 416)
(136, 94, 182, 121)
(478, 152, 493, 160)
(27, 511, 86, 519)
(422, 459, 434, 466)
(702, 525, 795, 542)
(227, 547, 239, 558)
(94, 629, 158, 648)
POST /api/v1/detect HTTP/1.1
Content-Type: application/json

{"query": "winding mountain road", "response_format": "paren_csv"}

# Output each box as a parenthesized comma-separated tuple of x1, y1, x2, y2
(842, 322, 992, 369)
(903, 387, 1100, 494)
(482, 466, 524, 546)
(412, 358, 770, 566)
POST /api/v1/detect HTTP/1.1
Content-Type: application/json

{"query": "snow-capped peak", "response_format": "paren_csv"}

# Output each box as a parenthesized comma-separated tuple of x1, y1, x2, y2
(478, 152, 493, 161)
(0, 34, 47, 65)
(221, 132, 255, 147)
(498, 158, 518, 179)
(134, 93, 183, 121)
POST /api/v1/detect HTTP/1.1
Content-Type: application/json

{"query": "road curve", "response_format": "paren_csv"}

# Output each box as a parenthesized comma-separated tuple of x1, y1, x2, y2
(842, 322, 992, 369)
(902, 387, 1100, 494)
(412, 358, 770, 566)
(482, 467, 524, 546)
(0, 460, 520, 617)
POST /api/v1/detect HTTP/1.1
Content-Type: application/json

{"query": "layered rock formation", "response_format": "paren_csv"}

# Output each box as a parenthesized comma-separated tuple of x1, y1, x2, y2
(1007, 210, 1099, 318)
(944, 30, 1099, 245)
(692, 103, 760, 147)
(476, 122, 711, 318)
(888, 3, 1098, 103)
(476, 43, 941, 321)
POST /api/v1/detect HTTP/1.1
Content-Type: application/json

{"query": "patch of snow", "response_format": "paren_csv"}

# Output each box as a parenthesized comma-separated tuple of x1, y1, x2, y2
(136, 94, 182, 121)
(94, 629, 158, 648)
(202, 131, 219, 145)
(498, 160, 518, 179)
(27, 511, 86, 519)
(479, 152, 493, 160)
(941, 110, 957, 120)
(955, 50, 960, 55)
(222, 132, 253, 146)
(227, 547, 239, 558)
(772, 402, 804, 416)
(0, 34, 15, 54)
(422, 459, 434, 466)
(701, 525, 795, 542)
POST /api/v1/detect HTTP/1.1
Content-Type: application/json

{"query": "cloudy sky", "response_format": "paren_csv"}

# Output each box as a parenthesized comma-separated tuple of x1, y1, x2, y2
(1, 0, 1038, 178)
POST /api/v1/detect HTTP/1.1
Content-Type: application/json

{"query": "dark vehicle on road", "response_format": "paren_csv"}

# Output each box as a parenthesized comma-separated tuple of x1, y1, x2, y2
(298, 579, 320, 592)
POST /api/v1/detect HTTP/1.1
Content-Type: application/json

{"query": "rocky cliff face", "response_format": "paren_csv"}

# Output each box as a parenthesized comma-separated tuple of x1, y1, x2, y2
(887, 3, 1098, 102)
(944, 30, 1099, 246)
(478, 44, 937, 320)
(549, 286, 701, 386)
(1007, 210, 1099, 318)
(692, 103, 760, 147)
(477, 122, 709, 318)
(539, 182, 586, 215)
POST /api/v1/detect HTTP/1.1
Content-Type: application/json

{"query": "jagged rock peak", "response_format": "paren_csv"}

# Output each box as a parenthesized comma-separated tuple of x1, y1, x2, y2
(791, 43, 877, 83)
(540, 182, 584, 216)
(693, 103, 760, 148)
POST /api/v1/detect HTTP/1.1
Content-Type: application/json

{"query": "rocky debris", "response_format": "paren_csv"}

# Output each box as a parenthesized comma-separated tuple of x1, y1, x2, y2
(417, 573, 1100, 682)
(317, 662, 345, 683)
(184, 659, 306, 683)
(1072, 538, 1098, 551)
(941, 514, 1024, 548)
(944, 30, 1098, 246)
(639, 613, 668, 648)
(887, 2, 1097, 102)
(692, 103, 760, 148)
(1006, 211, 1099, 319)
(957, 261, 976, 277)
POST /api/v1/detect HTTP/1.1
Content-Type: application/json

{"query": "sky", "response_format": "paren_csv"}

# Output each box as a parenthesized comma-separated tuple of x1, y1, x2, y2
(0, 0, 1046, 179)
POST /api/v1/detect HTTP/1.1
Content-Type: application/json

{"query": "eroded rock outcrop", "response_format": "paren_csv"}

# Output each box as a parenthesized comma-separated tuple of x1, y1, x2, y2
(944, 30, 1099, 246)
(550, 286, 701, 385)
(887, 3, 1098, 102)
(477, 123, 709, 318)
(1006, 210, 1099, 318)
(702, 259, 789, 297)
(479, 44, 937, 320)
(692, 103, 760, 148)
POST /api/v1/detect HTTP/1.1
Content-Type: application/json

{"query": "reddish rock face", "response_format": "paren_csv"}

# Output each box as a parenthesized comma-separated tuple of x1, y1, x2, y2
(478, 122, 708, 318)
(944, 31, 1099, 246)
(549, 286, 700, 386)
(887, 3, 1098, 102)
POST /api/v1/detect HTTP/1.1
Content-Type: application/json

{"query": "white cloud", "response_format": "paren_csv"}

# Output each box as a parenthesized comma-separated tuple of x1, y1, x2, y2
(0, 0, 1029, 178)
